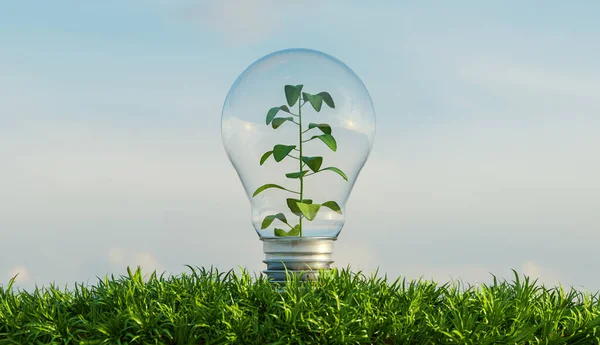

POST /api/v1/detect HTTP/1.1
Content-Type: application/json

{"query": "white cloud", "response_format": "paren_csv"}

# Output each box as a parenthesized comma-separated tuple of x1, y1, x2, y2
(520, 261, 561, 287)
(457, 59, 600, 106)
(134, 252, 162, 273)
(177, 0, 300, 43)
(107, 247, 124, 264)
(0, 125, 234, 220)
(107, 246, 163, 274)
(8, 265, 30, 283)
(397, 263, 497, 285)
(361, 50, 600, 236)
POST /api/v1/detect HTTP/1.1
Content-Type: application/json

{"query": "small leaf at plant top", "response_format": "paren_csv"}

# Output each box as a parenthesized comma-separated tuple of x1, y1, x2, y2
(274, 228, 289, 237)
(318, 92, 335, 108)
(320, 167, 348, 181)
(261, 213, 288, 229)
(260, 151, 273, 165)
(273, 144, 296, 162)
(253, 183, 288, 197)
(302, 92, 323, 112)
(287, 198, 313, 216)
(322, 201, 343, 214)
(272, 117, 294, 129)
(297, 202, 321, 221)
(310, 134, 337, 151)
(285, 85, 303, 107)
(301, 156, 323, 173)
(287, 225, 300, 236)
(285, 170, 308, 179)
(308, 123, 332, 135)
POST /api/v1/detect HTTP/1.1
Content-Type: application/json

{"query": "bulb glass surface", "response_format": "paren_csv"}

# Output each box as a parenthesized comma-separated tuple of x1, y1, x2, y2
(222, 48, 375, 238)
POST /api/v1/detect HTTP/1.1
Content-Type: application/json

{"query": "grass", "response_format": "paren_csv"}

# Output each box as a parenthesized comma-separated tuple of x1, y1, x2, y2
(1, 267, 599, 344)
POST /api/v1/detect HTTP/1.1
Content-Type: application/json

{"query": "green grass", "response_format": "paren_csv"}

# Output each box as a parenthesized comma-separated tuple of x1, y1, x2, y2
(1, 267, 599, 344)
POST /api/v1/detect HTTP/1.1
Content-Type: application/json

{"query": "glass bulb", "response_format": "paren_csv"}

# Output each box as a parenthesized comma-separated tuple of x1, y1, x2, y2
(221, 48, 375, 241)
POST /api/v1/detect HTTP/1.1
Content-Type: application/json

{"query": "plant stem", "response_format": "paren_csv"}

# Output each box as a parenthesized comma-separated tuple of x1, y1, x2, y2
(298, 97, 304, 237)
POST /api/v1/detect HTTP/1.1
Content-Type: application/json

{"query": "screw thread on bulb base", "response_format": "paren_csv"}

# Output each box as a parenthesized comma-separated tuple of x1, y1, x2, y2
(261, 237, 335, 283)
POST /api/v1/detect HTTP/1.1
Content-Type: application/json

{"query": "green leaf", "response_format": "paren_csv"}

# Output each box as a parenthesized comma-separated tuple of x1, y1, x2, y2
(301, 156, 323, 172)
(260, 151, 273, 165)
(274, 228, 289, 237)
(272, 117, 294, 129)
(253, 184, 287, 197)
(297, 202, 321, 221)
(266, 106, 291, 125)
(274, 224, 300, 237)
(322, 201, 342, 214)
(266, 107, 279, 125)
(308, 123, 332, 135)
(320, 167, 348, 181)
(285, 85, 303, 107)
(288, 225, 300, 236)
(302, 92, 323, 112)
(285, 170, 308, 179)
(273, 145, 296, 162)
(261, 213, 288, 229)
(311, 134, 337, 151)
(286, 198, 312, 216)
(318, 92, 335, 108)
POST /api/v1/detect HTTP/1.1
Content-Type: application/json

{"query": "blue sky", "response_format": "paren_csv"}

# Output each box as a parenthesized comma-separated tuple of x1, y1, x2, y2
(1, 1, 599, 291)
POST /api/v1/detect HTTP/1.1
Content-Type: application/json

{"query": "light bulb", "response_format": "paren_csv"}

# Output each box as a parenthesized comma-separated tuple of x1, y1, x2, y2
(221, 48, 375, 282)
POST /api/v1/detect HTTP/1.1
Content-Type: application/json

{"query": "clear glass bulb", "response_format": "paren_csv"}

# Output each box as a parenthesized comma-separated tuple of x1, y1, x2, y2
(221, 48, 375, 239)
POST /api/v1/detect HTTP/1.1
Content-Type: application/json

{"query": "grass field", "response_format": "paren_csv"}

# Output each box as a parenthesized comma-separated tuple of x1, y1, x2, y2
(1, 267, 599, 344)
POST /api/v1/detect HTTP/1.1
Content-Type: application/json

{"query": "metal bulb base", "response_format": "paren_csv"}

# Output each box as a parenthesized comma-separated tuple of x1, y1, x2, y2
(261, 237, 336, 283)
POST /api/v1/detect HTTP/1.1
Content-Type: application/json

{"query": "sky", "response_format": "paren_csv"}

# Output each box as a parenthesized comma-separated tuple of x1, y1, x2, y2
(1, 1, 599, 291)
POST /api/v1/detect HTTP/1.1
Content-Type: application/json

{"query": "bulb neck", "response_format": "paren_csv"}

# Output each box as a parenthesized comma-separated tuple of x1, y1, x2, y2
(261, 237, 336, 283)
